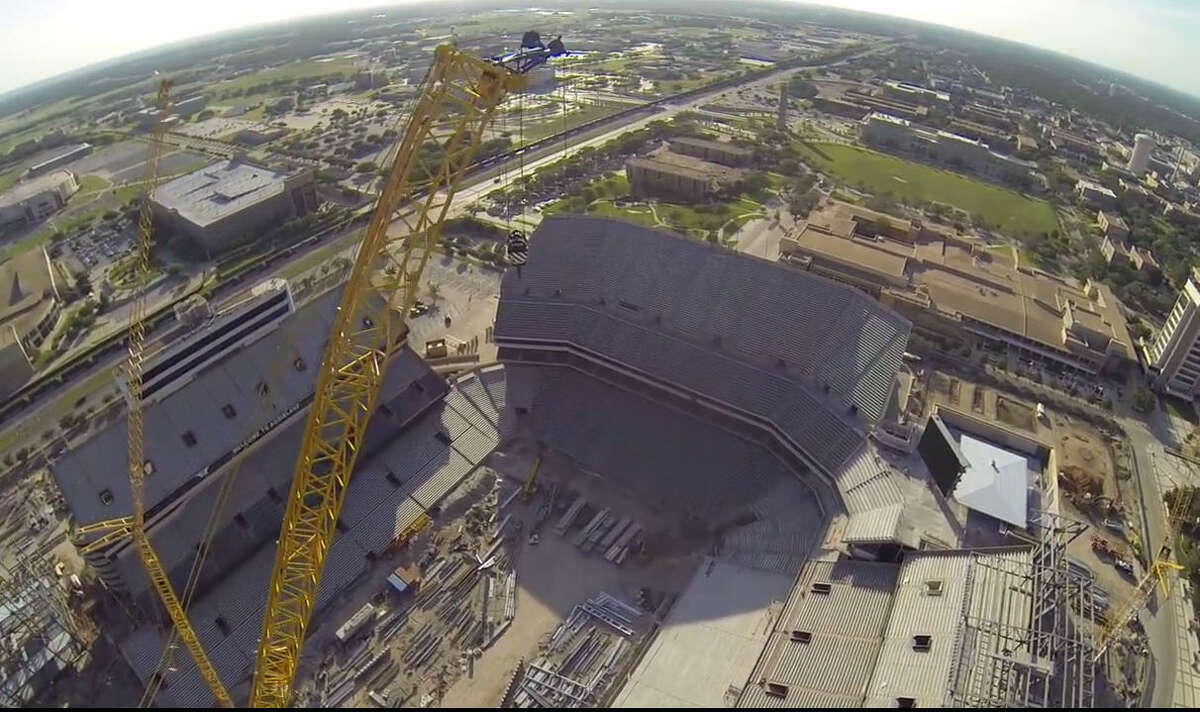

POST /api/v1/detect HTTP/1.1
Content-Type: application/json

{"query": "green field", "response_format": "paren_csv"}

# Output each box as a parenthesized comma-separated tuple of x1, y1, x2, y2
(0, 169, 18, 193)
(797, 142, 1059, 237)
(210, 57, 359, 99)
(77, 174, 110, 193)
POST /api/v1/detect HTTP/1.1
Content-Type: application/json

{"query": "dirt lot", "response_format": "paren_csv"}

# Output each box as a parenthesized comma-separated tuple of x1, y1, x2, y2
(996, 395, 1035, 432)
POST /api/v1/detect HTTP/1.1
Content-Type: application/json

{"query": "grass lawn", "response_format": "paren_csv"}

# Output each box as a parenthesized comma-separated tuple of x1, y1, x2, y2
(1163, 396, 1197, 423)
(797, 141, 1058, 238)
(522, 103, 625, 143)
(210, 57, 358, 98)
(0, 168, 19, 193)
(77, 174, 110, 193)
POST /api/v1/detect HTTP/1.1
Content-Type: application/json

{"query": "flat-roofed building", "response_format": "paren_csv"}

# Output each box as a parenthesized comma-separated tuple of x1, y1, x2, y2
(1046, 128, 1101, 164)
(1130, 245, 1161, 277)
(24, 143, 92, 177)
(0, 170, 79, 228)
(1076, 179, 1118, 210)
(1098, 210, 1129, 242)
(1101, 235, 1132, 267)
(781, 201, 1135, 376)
(626, 151, 741, 202)
(861, 113, 1033, 186)
(151, 158, 318, 254)
(669, 136, 752, 167)
(882, 80, 950, 106)
(844, 90, 929, 121)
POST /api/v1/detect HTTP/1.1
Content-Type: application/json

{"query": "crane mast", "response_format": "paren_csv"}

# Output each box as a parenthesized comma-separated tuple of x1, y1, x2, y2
(251, 37, 561, 706)
(125, 80, 235, 706)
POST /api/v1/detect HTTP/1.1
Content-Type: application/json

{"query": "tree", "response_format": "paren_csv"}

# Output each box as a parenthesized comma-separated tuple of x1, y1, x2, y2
(1132, 386, 1157, 414)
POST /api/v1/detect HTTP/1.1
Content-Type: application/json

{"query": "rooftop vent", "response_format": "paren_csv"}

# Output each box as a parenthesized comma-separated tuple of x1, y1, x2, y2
(896, 697, 917, 708)
(811, 581, 832, 595)
(924, 580, 944, 597)
(912, 635, 932, 652)
(790, 630, 812, 644)
(764, 683, 789, 699)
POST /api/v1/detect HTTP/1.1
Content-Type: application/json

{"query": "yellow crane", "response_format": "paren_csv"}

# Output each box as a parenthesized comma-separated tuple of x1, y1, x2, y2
(121, 79, 237, 706)
(1094, 483, 1195, 658)
(250, 35, 563, 706)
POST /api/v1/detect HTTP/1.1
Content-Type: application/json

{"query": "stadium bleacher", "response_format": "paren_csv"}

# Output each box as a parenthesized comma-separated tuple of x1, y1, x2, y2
(494, 217, 911, 482)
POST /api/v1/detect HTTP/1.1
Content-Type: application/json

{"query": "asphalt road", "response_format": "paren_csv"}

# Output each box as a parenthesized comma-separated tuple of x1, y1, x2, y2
(1114, 397, 1180, 707)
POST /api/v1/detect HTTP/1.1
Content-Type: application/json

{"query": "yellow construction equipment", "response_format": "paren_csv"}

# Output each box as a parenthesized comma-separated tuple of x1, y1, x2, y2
(250, 35, 563, 706)
(123, 79, 235, 707)
(1094, 483, 1195, 658)
(521, 455, 542, 502)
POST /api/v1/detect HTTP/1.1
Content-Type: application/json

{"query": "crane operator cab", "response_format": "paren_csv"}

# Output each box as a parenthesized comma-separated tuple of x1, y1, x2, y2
(506, 229, 529, 276)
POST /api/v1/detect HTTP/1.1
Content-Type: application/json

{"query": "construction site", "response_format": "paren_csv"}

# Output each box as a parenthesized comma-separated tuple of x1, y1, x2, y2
(0, 27, 1184, 712)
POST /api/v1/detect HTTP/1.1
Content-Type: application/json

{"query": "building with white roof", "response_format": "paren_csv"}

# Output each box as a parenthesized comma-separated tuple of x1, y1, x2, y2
(151, 158, 317, 254)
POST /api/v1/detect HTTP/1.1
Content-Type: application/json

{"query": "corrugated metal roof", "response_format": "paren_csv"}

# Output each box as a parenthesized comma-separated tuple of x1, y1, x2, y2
(738, 558, 898, 709)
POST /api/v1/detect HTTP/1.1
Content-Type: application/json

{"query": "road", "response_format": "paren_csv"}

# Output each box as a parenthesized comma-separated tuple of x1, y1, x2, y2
(1112, 390, 1200, 707)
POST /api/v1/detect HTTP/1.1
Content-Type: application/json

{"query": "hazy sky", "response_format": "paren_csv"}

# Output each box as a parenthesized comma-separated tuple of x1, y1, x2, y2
(1, 0, 1198, 97)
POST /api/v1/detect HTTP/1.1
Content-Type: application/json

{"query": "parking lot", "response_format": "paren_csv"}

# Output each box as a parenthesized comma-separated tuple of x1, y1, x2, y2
(58, 222, 134, 273)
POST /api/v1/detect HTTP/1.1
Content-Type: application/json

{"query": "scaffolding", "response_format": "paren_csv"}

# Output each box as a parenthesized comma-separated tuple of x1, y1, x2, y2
(948, 513, 1097, 708)
(0, 557, 88, 707)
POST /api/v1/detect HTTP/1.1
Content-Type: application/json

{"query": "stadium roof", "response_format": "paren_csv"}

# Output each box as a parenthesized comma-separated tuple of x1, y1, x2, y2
(864, 549, 1034, 707)
(152, 159, 293, 228)
(738, 557, 899, 708)
(0, 246, 57, 329)
(0, 170, 75, 208)
(952, 433, 1030, 529)
(495, 216, 910, 439)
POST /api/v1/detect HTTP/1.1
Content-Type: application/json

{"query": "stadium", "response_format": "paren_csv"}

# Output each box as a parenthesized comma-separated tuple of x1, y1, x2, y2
(52, 216, 1096, 706)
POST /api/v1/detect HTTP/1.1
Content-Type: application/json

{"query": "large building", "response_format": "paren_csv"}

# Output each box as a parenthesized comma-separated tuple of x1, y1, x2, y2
(1098, 210, 1129, 242)
(24, 143, 92, 177)
(668, 136, 752, 167)
(1145, 267, 1200, 398)
(781, 202, 1135, 376)
(0, 246, 62, 397)
(1128, 132, 1155, 175)
(861, 112, 1034, 186)
(1075, 179, 1119, 210)
(495, 216, 959, 553)
(737, 543, 1096, 707)
(0, 170, 79, 228)
(626, 150, 741, 202)
(495, 217, 1093, 710)
(151, 159, 317, 254)
(53, 279, 498, 705)
(882, 80, 950, 106)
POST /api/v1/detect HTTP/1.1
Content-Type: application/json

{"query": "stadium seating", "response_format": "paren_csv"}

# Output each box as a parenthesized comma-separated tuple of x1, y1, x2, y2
(494, 217, 913, 486)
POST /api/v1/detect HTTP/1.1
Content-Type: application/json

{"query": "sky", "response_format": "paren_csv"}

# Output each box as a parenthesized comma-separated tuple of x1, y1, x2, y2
(1, 0, 1199, 97)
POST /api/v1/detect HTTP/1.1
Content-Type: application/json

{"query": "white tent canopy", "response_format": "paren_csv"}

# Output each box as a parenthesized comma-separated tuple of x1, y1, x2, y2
(953, 434, 1030, 529)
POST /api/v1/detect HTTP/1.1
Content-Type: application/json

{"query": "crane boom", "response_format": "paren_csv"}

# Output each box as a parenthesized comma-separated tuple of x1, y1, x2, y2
(1094, 484, 1194, 657)
(251, 38, 561, 706)
(125, 80, 234, 707)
